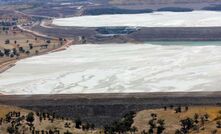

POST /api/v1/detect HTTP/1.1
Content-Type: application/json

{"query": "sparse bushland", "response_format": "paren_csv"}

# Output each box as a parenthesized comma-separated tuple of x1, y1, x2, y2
(0, 105, 100, 134)
(103, 111, 136, 134)
(1, 105, 221, 134)
(133, 106, 221, 134)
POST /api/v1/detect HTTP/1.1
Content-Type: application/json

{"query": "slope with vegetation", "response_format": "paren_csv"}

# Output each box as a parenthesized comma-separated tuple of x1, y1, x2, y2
(133, 106, 221, 134)
(0, 105, 99, 134)
(1, 105, 221, 134)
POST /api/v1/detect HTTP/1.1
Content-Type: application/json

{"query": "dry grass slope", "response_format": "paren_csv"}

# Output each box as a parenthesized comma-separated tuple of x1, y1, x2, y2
(133, 106, 221, 134)
(0, 105, 101, 134)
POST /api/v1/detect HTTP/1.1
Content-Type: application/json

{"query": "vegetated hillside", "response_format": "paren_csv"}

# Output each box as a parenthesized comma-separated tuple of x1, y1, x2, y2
(133, 106, 221, 134)
(1, 105, 221, 134)
(0, 105, 100, 134)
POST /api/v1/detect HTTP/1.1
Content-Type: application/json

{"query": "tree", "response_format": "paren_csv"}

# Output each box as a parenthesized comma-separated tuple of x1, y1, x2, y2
(217, 121, 221, 128)
(85, 122, 90, 131)
(194, 113, 199, 124)
(151, 113, 157, 118)
(200, 116, 205, 126)
(164, 106, 167, 111)
(103, 111, 135, 133)
(49, 129, 53, 134)
(157, 119, 165, 134)
(59, 38, 63, 42)
(5, 39, 10, 44)
(12, 48, 17, 56)
(158, 119, 165, 126)
(130, 126, 137, 134)
(64, 122, 71, 128)
(39, 116, 42, 122)
(64, 130, 73, 134)
(46, 40, 51, 44)
(90, 123, 95, 130)
(81, 36, 87, 44)
(10, 54, 14, 58)
(204, 113, 209, 121)
(148, 119, 156, 128)
(7, 126, 15, 134)
(4, 49, 11, 57)
(212, 129, 218, 134)
(26, 51, 30, 55)
(175, 129, 182, 134)
(148, 114, 165, 134)
(185, 106, 189, 112)
(75, 118, 82, 129)
(35, 50, 39, 55)
(104, 124, 113, 134)
(5, 113, 12, 122)
(148, 128, 154, 134)
(26, 112, 35, 125)
(0, 50, 4, 57)
(180, 117, 194, 133)
(19, 47, 25, 53)
(141, 130, 148, 134)
(29, 43, 33, 49)
(192, 125, 200, 132)
(175, 106, 182, 113)
(170, 105, 174, 109)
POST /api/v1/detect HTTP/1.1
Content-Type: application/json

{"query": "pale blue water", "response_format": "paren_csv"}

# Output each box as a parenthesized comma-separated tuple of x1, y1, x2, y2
(146, 41, 221, 46)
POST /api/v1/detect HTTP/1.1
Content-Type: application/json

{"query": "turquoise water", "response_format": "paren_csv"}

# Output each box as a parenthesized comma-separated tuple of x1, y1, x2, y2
(146, 41, 221, 46)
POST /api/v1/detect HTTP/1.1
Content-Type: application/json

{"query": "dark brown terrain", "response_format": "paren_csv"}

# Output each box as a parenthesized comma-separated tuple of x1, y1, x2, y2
(32, 25, 221, 43)
(0, 92, 221, 126)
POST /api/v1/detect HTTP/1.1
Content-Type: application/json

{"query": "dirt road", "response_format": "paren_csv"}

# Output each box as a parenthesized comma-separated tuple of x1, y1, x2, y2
(0, 38, 73, 73)
(0, 9, 74, 74)
(0, 60, 16, 73)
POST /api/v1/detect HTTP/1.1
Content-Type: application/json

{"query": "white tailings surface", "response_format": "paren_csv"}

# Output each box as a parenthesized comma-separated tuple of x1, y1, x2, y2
(0, 44, 221, 94)
(53, 11, 221, 27)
